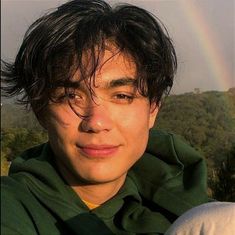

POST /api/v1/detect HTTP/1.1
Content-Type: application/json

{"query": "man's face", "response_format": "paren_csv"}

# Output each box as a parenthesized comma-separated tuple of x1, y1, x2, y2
(44, 47, 158, 185)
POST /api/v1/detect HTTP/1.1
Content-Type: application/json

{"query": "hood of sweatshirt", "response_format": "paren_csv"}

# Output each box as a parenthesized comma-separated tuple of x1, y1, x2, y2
(7, 130, 209, 234)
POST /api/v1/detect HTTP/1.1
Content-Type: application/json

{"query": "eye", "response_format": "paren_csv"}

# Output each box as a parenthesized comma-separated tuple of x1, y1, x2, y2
(68, 93, 83, 104)
(65, 89, 86, 107)
(112, 93, 135, 104)
(115, 94, 133, 99)
(67, 92, 82, 100)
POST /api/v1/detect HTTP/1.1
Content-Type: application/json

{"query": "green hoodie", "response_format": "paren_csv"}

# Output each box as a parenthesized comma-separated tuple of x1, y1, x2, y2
(1, 130, 209, 235)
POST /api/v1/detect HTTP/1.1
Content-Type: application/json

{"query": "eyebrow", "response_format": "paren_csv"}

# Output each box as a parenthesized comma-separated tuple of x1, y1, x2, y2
(106, 77, 137, 88)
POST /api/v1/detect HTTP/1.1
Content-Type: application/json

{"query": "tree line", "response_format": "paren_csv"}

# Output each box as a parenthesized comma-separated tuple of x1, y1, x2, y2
(1, 88, 235, 201)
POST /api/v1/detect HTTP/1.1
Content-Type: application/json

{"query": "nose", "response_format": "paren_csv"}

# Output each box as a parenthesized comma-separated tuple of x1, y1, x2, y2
(80, 102, 113, 133)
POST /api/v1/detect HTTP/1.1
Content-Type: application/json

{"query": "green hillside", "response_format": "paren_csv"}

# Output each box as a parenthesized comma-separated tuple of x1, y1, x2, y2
(1, 88, 235, 201)
(155, 88, 235, 167)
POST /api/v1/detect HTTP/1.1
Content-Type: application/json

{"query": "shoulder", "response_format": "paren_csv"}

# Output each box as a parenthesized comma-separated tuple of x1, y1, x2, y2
(1, 176, 37, 235)
(147, 130, 205, 165)
(1, 175, 30, 197)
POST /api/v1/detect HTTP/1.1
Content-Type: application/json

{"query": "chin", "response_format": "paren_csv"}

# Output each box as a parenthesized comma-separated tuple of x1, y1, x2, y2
(77, 169, 126, 185)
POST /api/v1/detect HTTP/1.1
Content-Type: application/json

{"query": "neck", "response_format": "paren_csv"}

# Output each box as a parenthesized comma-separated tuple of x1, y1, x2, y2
(72, 177, 126, 205)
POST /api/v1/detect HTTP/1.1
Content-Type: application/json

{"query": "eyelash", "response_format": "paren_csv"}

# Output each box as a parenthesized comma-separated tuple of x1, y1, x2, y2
(113, 93, 135, 104)
(57, 92, 136, 105)
(67, 93, 82, 100)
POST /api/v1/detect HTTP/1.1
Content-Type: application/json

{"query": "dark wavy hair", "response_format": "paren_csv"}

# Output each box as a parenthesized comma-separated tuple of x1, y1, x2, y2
(1, 0, 177, 116)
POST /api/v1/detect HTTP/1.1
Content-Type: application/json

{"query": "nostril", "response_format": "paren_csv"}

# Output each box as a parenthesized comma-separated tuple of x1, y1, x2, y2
(79, 108, 113, 133)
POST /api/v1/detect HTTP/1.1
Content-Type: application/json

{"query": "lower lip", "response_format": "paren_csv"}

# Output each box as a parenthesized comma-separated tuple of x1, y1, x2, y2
(79, 146, 119, 158)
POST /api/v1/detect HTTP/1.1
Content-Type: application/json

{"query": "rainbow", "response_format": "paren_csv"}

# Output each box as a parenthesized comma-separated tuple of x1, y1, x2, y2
(179, 0, 234, 91)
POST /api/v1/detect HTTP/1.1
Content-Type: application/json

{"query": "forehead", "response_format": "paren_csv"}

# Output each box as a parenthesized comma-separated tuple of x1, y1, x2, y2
(71, 46, 137, 86)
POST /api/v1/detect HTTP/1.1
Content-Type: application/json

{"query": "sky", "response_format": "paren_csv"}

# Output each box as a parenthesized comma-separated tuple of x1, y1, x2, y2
(1, 0, 235, 94)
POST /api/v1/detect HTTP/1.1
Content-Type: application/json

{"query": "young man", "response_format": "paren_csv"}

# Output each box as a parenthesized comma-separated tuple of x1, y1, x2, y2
(1, 0, 209, 234)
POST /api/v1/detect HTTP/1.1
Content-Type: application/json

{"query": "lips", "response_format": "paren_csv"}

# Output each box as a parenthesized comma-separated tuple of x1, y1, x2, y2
(78, 144, 120, 158)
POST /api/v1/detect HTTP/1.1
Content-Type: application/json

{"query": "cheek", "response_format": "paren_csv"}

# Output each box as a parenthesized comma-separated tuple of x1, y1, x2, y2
(117, 105, 151, 130)
(46, 108, 79, 143)
(115, 105, 151, 151)
(47, 104, 79, 128)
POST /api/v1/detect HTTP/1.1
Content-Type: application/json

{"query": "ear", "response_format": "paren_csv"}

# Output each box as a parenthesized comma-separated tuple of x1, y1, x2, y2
(148, 102, 160, 129)
(35, 110, 49, 130)
(38, 118, 48, 130)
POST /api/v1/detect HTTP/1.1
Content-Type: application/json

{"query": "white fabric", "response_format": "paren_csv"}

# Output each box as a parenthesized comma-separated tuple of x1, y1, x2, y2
(165, 202, 235, 235)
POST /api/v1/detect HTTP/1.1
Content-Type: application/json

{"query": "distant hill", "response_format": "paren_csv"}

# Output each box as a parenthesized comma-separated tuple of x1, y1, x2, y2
(1, 102, 43, 130)
(2, 88, 235, 163)
(154, 88, 235, 167)
(1, 89, 235, 200)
